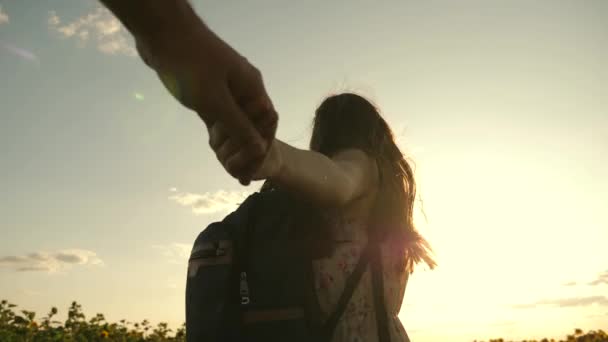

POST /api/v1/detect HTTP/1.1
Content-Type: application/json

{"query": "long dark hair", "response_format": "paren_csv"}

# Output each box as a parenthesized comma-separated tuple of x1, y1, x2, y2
(262, 93, 435, 273)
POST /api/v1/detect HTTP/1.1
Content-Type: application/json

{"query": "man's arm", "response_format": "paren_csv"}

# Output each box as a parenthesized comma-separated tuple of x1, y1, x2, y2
(97, 0, 279, 186)
(99, 0, 201, 43)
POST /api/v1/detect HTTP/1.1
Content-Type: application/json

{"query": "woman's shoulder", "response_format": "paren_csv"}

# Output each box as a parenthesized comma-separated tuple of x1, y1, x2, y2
(323, 150, 380, 227)
(330, 148, 380, 195)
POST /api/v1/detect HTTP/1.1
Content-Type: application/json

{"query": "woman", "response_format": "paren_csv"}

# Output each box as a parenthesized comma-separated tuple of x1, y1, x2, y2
(209, 92, 436, 341)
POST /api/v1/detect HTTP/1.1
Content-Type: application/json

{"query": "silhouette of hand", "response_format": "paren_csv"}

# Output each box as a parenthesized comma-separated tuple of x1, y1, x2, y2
(135, 16, 277, 185)
(209, 118, 283, 184)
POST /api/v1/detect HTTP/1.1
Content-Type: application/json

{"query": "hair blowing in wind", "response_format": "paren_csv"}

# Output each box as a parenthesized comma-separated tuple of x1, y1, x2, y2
(270, 92, 437, 273)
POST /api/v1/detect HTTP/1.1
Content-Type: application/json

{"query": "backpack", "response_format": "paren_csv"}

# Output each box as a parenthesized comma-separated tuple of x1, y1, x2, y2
(185, 188, 391, 342)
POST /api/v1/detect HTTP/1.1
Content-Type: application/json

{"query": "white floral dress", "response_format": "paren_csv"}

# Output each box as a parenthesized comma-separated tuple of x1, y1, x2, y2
(312, 213, 411, 342)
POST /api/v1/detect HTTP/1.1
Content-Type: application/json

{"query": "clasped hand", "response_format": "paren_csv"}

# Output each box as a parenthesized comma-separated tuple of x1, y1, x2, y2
(134, 14, 278, 185)
(209, 120, 283, 182)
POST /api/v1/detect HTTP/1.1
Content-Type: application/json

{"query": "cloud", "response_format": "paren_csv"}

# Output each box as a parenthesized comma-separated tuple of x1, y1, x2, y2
(586, 312, 608, 318)
(514, 296, 608, 309)
(48, 11, 60, 26)
(47, 8, 136, 56)
(0, 249, 103, 273)
(0, 5, 8, 24)
(487, 320, 517, 327)
(152, 243, 191, 264)
(169, 189, 252, 215)
(588, 270, 608, 286)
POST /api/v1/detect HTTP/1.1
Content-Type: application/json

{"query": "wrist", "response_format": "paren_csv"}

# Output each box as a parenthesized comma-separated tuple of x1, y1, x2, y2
(269, 139, 287, 182)
(134, 1, 211, 56)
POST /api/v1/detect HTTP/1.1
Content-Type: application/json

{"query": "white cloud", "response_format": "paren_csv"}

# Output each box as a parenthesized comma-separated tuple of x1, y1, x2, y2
(0, 5, 8, 24)
(47, 7, 136, 56)
(0, 249, 103, 273)
(589, 270, 608, 286)
(563, 270, 608, 287)
(169, 189, 252, 215)
(514, 296, 608, 309)
(152, 243, 191, 264)
(48, 11, 60, 26)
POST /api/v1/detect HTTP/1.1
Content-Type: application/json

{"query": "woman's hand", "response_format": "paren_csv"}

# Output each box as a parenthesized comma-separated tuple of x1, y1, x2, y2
(209, 121, 283, 183)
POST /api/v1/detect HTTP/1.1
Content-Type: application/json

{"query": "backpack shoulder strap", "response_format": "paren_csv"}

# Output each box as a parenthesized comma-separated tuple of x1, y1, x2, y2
(321, 241, 391, 342)
(371, 242, 391, 342)
(322, 155, 392, 341)
(320, 241, 373, 341)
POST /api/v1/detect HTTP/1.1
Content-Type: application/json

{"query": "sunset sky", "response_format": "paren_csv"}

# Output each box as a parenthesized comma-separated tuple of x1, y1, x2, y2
(1, 1, 607, 341)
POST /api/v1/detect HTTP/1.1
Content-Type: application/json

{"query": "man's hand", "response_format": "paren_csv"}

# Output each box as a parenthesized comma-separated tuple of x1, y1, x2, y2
(99, 0, 278, 185)
(137, 23, 278, 184)
(209, 120, 283, 183)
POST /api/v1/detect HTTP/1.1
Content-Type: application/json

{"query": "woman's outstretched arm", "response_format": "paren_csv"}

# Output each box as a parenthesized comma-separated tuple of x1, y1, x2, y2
(269, 140, 378, 209)
(209, 123, 378, 209)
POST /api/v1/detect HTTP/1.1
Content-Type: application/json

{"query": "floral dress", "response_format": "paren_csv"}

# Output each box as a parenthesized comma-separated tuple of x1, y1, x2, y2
(312, 212, 411, 342)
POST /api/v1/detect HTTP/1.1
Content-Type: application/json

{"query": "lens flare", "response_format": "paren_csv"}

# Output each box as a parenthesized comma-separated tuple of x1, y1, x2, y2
(134, 93, 145, 101)
(0, 41, 40, 65)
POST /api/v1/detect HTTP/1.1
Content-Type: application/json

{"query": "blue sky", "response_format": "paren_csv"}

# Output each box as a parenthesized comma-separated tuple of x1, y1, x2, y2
(1, 1, 607, 341)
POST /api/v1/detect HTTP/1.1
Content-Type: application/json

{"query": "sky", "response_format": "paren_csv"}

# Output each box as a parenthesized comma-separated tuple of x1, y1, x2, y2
(0, 0, 607, 341)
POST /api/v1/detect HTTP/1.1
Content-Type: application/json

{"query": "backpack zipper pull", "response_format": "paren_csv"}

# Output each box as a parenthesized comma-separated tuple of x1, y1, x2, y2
(240, 271, 250, 305)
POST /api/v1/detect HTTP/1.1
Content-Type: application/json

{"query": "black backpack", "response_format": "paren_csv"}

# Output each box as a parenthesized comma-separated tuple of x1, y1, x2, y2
(185, 188, 391, 342)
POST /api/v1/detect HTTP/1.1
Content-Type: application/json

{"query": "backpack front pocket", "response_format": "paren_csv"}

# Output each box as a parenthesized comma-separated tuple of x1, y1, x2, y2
(186, 238, 240, 341)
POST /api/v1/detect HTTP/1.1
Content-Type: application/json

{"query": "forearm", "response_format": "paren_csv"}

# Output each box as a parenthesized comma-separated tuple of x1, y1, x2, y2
(270, 140, 352, 209)
(99, 0, 205, 44)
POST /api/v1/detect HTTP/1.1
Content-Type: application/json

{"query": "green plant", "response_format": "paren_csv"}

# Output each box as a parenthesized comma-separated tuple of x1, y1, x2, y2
(0, 300, 185, 342)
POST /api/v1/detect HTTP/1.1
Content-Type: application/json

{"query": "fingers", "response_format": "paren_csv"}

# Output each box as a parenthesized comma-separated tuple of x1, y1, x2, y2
(234, 98, 277, 182)
(209, 120, 266, 184)
(208, 120, 228, 151)
(216, 137, 240, 167)
(228, 61, 278, 145)
(246, 96, 278, 145)
(226, 149, 265, 186)
(210, 85, 267, 157)
(204, 58, 278, 186)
